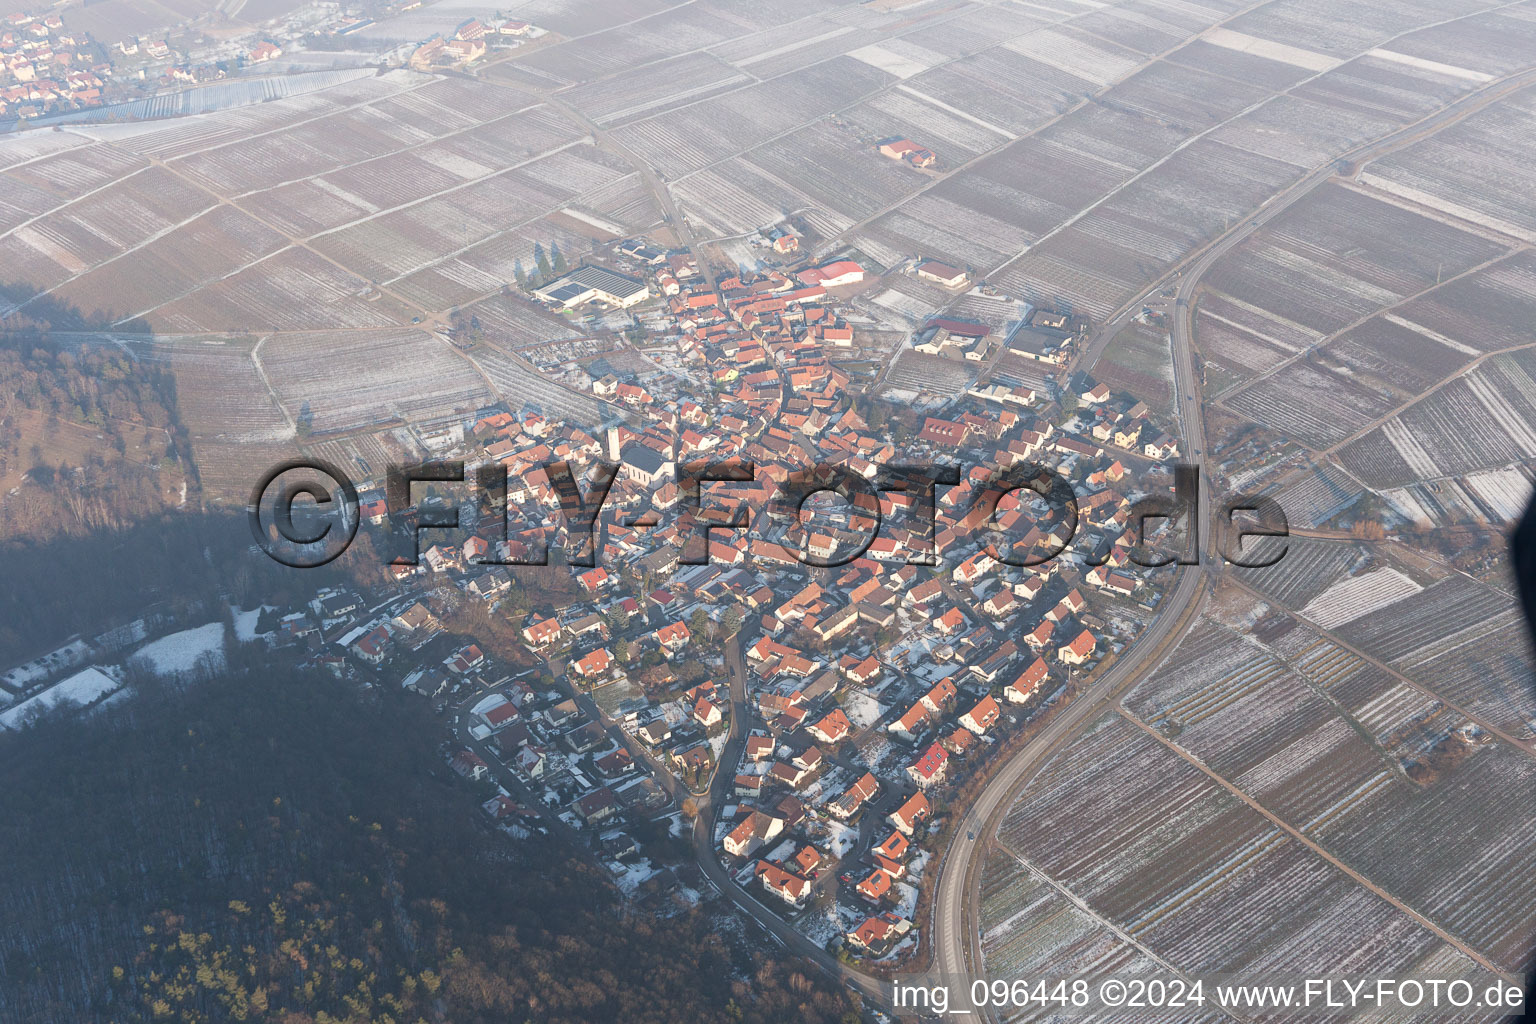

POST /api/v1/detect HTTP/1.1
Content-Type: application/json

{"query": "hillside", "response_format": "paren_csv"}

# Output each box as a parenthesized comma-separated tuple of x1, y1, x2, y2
(0, 659, 859, 1024)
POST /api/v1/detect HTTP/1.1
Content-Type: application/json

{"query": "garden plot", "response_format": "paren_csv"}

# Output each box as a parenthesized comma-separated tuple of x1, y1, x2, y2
(1094, 332, 1171, 419)
(1209, 93, 1397, 169)
(1322, 316, 1475, 398)
(1235, 536, 1365, 611)
(392, 217, 599, 311)
(0, 167, 213, 307)
(1202, 183, 1510, 339)
(41, 206, 286, 326)
(1361, 90, 1536, 243)
(1387, 9, 1536, 80)
(563, 51, 751, 126)
(979, 852, 1174, 1003)
(459, 293, 581, 350)
(1102, 61, 1272, 134)
(841, 89, 1011, 166)
(4, 142, 144, 200)
(1221, 359, 1395, 450)
(671, 157, 822, 238)
(1390, 252, 1536, 354)
(258, 328, 491, 434)
(467, 345, 611, 427)
(1338, 351, 1536, 489)
(1271, 462, 1366, 530)
(744, 119, 924, 226)
(998, 713, 1468, 977)
(147, 247, 409, 333)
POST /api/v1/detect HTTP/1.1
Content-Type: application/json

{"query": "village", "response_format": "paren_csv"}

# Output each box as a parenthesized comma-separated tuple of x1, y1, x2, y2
(190, 228, 1184, 962)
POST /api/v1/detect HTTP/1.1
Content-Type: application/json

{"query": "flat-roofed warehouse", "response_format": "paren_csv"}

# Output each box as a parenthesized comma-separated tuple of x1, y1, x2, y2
(534, 265, 651, 309)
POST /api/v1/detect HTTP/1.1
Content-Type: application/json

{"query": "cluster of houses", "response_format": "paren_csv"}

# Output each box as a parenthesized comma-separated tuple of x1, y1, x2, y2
(410, 16, 535, 68)
(220, 224, 1173, 950)
(0, 10, 106, 115)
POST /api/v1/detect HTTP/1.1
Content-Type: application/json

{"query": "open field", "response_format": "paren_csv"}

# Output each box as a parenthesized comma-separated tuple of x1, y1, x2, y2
(256, 328, 492, 434)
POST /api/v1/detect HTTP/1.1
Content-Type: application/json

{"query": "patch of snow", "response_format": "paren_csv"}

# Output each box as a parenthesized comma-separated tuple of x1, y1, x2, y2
(130, 623, 226, 677)
(0, 665, 122, 729)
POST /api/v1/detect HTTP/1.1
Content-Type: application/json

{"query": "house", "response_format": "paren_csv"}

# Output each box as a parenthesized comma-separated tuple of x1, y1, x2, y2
(637, 721, 672, 747)
(723, 810, 782, 858)
(576, 787, 619, 825)
(734, 774, 763, 797)
(756, 860, 812, 907)
(916, 261, 967, 287)
(907, 742, 948, 788)
(1005, 658, 1050, 704)
(808, 708, 852, 745)
(746, 734, 775, 761)
(848, 913, 912, 956)
(796, 260, 864, 288)
(654, 620, 691, 655)
(887, 791, 931, 836)
(451, 750, 489, 781)
(829, 771, 880, 820)
(522, 617, 563, 647)
(571, 647, 613, 680)
(857, 866, 892, 902)
(794, 844, 822, 877)
(352, 626, 391, 666)
(482, 701, 520, 731)
(877, 137, 936, 167)
(1058, 629, 1097, 666)
(595, 748, 633, 777)
(959, 694, 1001, 736)
(694, 698, 723, 728)
(247, 40, 281, 62)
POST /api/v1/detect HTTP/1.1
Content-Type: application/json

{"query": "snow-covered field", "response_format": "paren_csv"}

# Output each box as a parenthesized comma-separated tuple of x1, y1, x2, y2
(0, 665, 122, 730)
(130, 623, 227, 677)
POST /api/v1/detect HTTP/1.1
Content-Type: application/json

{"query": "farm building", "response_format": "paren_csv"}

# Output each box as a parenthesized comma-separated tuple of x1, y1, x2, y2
(534, 266, 650, 309)
(877, 138, 936, 168)
(917, 261, 968, 287)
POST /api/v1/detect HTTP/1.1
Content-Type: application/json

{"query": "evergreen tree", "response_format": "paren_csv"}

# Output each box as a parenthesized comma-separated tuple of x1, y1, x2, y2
(534, 241, 551, 280)
(513, 260, 528, 290)
(551, 240, 568, 274)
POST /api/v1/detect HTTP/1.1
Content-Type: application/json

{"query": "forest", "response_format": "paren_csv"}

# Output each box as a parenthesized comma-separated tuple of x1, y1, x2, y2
(0, 321, 193, 540)
(0, 657, 861, 1023)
